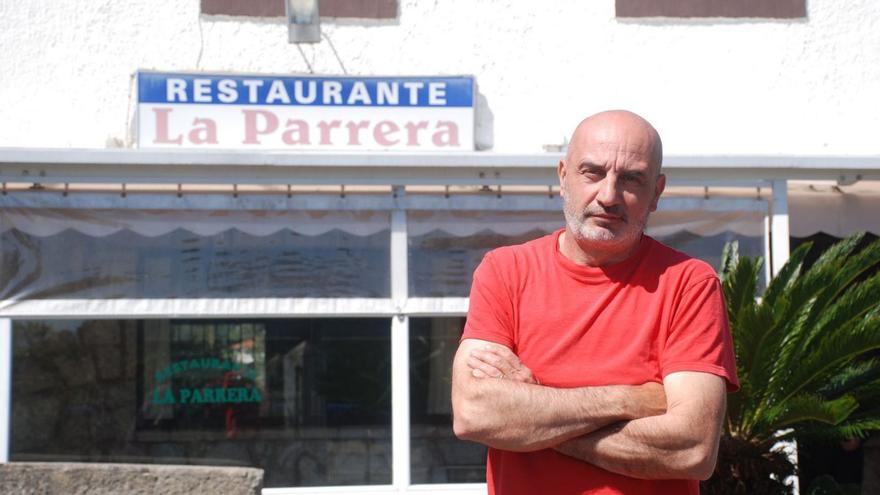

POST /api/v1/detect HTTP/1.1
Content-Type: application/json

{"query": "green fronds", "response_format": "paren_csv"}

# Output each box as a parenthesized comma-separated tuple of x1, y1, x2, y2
(732, 295, 773, 393)
(844, 379, 880, 417)
(758, 299, 812, 395)
(805, 271, 880, 355)
(719, 241, 739, 286)
(761, 241, 811, 308)
(817, 359, 880, 398)
(720, 234, 880, 448)
(760, 394, 858, 432)
(720, 245, 763, 327)
(784, 236, 879, 336)
(798, 238, 880, 342)
(781, 314, 880, 403)
(838, 418, 880, 439)
(786, 417, 880, 444)
(778, 234, 864, 326)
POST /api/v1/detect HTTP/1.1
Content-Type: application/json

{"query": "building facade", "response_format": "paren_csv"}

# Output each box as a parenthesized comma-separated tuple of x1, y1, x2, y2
(1, 1, 879, 494)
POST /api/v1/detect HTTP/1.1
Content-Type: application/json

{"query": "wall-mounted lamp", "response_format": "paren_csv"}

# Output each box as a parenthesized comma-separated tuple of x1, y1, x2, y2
(286, 0, 320, 43)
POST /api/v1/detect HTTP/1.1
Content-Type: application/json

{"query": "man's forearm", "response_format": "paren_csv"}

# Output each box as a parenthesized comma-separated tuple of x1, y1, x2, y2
(554, 379, 726, 480)
(452, 371, 661, 452)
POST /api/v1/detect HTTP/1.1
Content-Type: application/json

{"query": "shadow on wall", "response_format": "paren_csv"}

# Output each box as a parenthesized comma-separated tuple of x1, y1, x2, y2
(475, 90, 494, 151)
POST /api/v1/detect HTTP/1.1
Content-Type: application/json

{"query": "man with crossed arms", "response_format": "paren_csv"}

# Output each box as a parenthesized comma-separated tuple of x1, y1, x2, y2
(452, 110, 739, 494)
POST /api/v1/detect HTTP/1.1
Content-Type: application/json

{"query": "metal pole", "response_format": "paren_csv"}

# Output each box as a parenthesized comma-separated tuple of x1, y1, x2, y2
(390, 187, 410, 490)
(0, 318, 12, 463)
(771, 179, 791, 276)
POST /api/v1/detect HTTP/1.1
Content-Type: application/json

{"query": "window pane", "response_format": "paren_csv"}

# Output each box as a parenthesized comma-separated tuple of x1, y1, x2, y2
(0, 209, 390, 299)
(409, 317, 486, 483)
(11, 318, 391, 488)
(408, 211, 562, 297)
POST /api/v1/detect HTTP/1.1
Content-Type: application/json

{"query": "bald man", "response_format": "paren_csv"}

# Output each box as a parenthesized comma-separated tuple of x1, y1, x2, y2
(451, 110, 739, 494)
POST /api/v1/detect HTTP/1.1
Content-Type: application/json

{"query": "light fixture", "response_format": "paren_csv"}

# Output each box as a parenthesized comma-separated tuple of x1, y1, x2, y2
(286, 0, 320, 43)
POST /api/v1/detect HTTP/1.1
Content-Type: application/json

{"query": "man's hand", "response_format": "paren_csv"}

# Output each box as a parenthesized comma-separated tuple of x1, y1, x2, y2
(466, 342, 539, 384)
(452, 338, 668, 452)
(463, 345, 725, 480)
(554, 371, 728, 480)
(466, 343, 666, 417)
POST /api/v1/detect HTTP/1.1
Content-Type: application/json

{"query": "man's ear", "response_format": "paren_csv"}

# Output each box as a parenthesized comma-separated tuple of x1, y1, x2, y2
(557, 160, 566, 197)
(650, 173, 666, 212)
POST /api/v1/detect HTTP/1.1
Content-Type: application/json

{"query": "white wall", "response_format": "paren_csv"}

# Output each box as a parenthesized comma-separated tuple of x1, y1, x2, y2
(1, 0, 878, 154)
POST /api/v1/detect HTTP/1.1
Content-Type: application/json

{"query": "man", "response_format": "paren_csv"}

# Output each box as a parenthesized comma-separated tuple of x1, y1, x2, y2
(451, 110, 738, 494)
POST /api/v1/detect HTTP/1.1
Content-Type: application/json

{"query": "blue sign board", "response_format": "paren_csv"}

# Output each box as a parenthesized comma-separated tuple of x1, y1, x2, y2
(137, 71, 476, 150)
(138, 72, 474, 107)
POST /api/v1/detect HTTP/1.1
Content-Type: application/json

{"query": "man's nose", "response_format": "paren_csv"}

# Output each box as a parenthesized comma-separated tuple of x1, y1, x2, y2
(596, 176, 623, 208)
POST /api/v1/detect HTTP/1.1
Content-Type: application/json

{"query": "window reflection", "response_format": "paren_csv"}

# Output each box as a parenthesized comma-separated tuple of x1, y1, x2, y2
(12, 318, 391, 488)
(408, 211, 561, 297)
(410, 317, 486, 483)
(0, 210, 391, 300)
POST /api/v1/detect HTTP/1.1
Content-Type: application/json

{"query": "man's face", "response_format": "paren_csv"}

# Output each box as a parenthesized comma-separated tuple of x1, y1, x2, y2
(558, 122, 665, 252)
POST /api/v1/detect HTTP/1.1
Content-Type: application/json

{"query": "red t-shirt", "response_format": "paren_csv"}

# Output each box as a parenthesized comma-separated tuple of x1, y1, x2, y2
(462, 229, 739, 495)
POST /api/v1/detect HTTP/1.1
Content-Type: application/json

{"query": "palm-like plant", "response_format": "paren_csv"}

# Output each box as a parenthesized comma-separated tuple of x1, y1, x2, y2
(702, 233, 880, 494)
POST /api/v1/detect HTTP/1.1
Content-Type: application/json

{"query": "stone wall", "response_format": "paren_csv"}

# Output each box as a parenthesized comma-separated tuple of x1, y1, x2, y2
(0, 463, 262, 495)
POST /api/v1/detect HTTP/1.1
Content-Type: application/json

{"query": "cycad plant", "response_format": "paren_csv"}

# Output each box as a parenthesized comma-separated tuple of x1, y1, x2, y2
(703, 233, 880, 494)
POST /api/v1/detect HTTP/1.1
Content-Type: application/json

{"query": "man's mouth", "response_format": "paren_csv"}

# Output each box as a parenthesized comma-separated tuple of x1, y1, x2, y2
(590, 214, 625, 222)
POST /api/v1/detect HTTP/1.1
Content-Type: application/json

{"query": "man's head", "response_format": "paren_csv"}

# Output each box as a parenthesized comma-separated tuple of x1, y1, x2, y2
(558, 110, 665, 262)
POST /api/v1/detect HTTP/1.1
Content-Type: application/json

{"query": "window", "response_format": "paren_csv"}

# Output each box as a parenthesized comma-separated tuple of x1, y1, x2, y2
(409, 317, 486, 483)
(408, 211, 562, 297)
(0, 209, 391, 300)
(616, 0, 806, 19)
(201, 0, 398, 19)
(12, 318, 392, 488)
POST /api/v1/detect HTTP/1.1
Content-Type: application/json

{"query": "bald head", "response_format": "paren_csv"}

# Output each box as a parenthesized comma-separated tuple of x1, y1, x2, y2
(566, 110, 663, 178)
(556, 110, 667, 265)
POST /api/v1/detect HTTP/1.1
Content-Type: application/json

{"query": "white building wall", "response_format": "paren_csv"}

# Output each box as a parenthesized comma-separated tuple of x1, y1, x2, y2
(1, 0, 878, 155)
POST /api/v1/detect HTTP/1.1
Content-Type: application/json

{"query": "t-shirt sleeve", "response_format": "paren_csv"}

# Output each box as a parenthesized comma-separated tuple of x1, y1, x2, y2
(461, 251, 516, 348)
(662, 276, 740, 392)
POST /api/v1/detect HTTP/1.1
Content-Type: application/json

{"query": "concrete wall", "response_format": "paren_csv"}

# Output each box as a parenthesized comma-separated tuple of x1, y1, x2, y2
(0, 0, 878, 154)
(0, 462, 262, 495)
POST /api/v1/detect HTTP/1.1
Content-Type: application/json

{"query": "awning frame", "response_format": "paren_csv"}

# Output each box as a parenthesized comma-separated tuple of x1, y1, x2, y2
(2, 148, 879, 186)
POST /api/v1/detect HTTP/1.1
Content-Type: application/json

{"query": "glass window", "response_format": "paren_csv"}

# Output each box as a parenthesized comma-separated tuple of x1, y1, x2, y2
(11, 318, 391, 488)
(409, 317, 486, 483)
(0, 209, 390, 300)
(408, 211, 562, 297)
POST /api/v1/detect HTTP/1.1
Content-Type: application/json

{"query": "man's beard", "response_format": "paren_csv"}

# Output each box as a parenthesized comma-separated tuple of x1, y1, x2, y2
(562, 185, 650, 248)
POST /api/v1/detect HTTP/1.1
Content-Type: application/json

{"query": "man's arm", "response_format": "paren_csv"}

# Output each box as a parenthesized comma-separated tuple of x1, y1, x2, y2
(555, 371, 727, 480)
(451, 338, 666, 452)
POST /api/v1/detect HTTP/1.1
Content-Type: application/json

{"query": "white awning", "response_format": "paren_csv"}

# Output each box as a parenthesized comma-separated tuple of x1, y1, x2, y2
(789, 181, 880, 237)
(0, 207, 765, 238)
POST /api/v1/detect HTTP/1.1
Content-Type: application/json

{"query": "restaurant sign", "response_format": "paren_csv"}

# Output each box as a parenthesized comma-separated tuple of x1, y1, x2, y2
(149, 357, 261, 406)
(137, 71, 475, 150)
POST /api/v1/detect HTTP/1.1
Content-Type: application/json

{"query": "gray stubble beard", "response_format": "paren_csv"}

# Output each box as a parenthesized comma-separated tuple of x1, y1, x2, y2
(561, 183, 650, 250)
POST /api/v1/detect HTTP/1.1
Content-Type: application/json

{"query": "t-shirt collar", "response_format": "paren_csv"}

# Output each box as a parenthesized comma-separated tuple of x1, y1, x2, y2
(552, 228, 652, 282)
